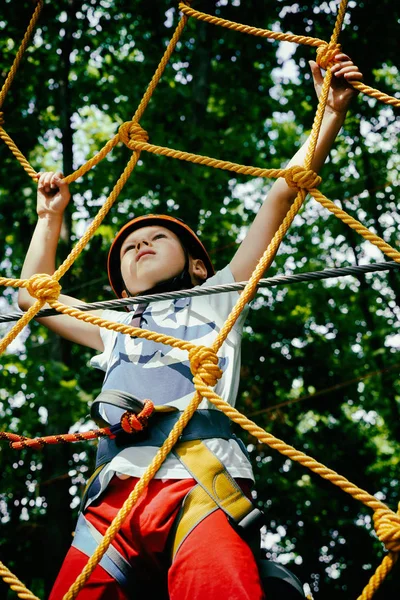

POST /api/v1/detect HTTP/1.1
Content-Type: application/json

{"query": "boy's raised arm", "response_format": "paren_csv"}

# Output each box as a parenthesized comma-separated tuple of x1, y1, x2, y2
(230, 54, 363, 284)
(18, 172, 104, 351)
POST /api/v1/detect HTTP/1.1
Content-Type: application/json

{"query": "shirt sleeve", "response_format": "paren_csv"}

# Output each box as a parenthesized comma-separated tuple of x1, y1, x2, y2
(200, 265, 250, 333)
(89, 309, 130, 372)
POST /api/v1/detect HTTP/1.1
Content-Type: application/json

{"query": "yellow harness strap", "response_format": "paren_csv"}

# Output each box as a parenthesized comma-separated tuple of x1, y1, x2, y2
(172, 439, 255, 561)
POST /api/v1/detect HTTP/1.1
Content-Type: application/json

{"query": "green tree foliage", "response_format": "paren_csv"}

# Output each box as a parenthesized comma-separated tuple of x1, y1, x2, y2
(0, 1, 399, 597)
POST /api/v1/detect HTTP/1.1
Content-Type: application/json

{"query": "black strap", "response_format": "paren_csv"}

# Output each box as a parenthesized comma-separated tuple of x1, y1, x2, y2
(90, 390, 146, 426)
(130, 302, 148, 327)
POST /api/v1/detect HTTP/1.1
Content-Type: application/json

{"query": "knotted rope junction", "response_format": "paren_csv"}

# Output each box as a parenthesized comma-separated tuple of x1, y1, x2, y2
(0, 1, 399, 599)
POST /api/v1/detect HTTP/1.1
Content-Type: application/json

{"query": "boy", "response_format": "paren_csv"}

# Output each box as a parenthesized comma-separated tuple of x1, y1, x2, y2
(18, 55, 362, 600)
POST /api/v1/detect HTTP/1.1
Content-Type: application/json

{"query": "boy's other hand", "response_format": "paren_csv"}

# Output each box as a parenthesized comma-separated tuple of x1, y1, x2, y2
(36, 171, 71, 217)
(309, 53, 363, 115)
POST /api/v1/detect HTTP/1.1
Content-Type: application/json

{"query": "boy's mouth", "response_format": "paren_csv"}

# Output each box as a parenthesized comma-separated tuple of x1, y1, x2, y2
(136, 249, 156, 262)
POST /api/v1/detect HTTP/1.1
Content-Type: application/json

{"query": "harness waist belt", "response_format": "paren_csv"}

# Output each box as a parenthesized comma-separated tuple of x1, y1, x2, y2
(95, 409, 232, 469)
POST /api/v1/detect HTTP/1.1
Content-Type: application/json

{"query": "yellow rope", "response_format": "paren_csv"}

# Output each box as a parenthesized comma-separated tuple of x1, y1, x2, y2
(0, 8, 193, 349)
(0, 0, 399, 599)
(118, 126, 289, 178)
(179, 0, 399, 108)
(0, 561, 40, 600)
(54, 154, 141, 281)
(197, 390, 400, 599)
(63, 344, 223, 599)
(47, 299, 198, 351)
(59, 2, 397, 598)
(357, 553, 398, 600)
(0, 152, 141, 356)
(0, 126, 38, 179)
(0, 0, 398, 182)
(132, 10, 191, 123)
(62, 135, 120, 185)
(64, 389, 205, 599)
(0, 0, 43, 181)
(210, 15, 343, 348)
(0, 7, 190, 185)
(0, 299, 45, 355)
(178, 1, 326, 47)
(0, 1, 43, 108)
(350, 80, 400, 108)
(311, 189, 400, 263)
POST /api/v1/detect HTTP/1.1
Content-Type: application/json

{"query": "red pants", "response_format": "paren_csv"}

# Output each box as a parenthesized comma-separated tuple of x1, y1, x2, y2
(49, 476, 265, 600)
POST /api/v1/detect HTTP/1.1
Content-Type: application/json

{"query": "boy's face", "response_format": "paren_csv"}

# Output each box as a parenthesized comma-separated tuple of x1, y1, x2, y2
(119, 225, 206, 296)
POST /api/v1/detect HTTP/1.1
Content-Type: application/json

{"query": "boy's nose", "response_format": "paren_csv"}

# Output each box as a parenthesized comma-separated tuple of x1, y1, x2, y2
(136, 239, 150, 251)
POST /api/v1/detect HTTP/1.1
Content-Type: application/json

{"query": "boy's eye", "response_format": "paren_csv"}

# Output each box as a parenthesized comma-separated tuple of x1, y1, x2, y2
(123, 244, 135, 254)
(153, 233, 166, 241)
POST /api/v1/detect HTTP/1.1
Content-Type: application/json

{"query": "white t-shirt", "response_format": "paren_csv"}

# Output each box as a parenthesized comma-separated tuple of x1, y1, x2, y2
(90, 266, 254, 492)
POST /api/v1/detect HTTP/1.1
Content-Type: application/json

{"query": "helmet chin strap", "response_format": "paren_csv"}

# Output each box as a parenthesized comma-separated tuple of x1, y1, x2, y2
(124, 249, 194, 308)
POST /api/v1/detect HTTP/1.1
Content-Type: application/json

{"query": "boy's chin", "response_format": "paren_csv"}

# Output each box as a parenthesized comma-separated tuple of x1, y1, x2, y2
(125, 279, 163, 296)
(126, 271, 185, 296)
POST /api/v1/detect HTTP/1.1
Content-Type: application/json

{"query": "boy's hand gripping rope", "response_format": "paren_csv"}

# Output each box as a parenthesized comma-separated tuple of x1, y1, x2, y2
(0, 0, 399, 599)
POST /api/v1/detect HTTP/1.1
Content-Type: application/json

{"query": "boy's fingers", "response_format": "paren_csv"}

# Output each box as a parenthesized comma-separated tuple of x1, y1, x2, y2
(37, 172, 46, 185)
(42, 172, 53, 189)
(333, 65, 362, 79)
(333, 53, 350, 62)
(309, 60, 323, 86)
(344, 71, 363, 80)
(51, 171, 64, 189)
(37, 171, 65, 193)
(331, 60, 354, 71)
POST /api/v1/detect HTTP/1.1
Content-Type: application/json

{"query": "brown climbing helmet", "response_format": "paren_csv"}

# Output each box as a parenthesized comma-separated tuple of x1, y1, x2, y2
(107, 214, 215, 298)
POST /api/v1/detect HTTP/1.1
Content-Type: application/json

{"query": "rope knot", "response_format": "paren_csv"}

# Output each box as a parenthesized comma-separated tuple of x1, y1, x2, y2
(26, 273, 61, 303)
(0, 112, 4, 126)
(373, 505, 400, 552)
(118, 121, 149, 149)
(284, 166, 321, 191)
(120, 399, 154, 434)
(189, 346, 223, 388)
(316, 43, 342, 70)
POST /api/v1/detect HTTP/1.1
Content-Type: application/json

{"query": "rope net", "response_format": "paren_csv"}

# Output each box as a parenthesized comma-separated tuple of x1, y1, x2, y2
(0, 1, 399, 599)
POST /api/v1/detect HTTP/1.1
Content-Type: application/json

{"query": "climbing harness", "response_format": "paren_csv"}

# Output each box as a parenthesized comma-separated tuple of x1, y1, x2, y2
(76, 390, 307, 598)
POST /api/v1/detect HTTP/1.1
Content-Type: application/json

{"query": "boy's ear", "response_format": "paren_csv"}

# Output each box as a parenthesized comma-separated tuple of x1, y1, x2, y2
(191, 258, 208, 281)
(121, 290, 128, 298)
